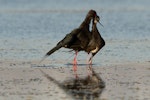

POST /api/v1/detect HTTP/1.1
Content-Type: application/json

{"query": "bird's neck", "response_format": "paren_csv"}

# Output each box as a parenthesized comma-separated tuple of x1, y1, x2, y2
(92, 23, 101, 37)
(79, 17, 91, 29)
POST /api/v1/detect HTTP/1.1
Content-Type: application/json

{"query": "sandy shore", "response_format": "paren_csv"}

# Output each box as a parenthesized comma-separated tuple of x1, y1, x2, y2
(0, 60, 149, 100)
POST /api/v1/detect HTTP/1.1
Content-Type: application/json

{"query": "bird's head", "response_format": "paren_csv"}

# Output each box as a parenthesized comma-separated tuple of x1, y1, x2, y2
(94, 15, 100, 24)
(86, 9, 98, 19)
(94, 15, 104, 27)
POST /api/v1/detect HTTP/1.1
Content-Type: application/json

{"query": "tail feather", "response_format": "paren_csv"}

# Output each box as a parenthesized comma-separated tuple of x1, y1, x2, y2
(39, 33, 74, 63)
(39, 44, 62, 64)
(46, 44, 62, 56)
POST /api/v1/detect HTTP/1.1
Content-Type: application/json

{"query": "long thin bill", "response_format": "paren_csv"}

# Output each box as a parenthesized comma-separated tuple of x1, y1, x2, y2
(98, 22, 104, 27)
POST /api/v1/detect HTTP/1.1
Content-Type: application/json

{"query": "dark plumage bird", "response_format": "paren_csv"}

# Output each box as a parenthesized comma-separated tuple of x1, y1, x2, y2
(86, 16, 105, 65)
(41, 10, 99, 71)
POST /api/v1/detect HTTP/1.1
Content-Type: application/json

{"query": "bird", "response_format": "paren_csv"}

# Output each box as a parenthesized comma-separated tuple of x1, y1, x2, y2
(41, 10, 99, 72)
(86, 15, 105, 66)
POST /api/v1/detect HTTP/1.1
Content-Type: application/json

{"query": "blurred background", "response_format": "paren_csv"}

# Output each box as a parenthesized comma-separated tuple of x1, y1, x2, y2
(0, 0, 150, 66)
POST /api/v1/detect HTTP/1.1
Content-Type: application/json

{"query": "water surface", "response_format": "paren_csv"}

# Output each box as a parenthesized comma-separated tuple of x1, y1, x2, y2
(0, 0, 150, 66)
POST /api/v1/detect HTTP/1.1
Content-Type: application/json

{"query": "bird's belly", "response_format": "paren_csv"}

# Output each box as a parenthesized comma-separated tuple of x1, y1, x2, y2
(90, 46, 99, 53)
(85, 46, 98, 53)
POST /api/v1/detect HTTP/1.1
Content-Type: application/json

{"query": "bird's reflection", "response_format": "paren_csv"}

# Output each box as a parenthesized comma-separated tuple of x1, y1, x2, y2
(73, 62, 96, 78)
(64, 64, 105, 100)
(39, 64, 105, 100)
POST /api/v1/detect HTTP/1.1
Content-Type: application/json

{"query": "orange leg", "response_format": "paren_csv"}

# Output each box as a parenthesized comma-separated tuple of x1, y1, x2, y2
(73, 51, 78, 72)
(86, 53, 93, 76)
(87, 53, 93, 65)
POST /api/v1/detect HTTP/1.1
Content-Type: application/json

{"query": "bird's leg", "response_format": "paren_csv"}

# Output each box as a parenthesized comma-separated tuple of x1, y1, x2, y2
(86, 53, 93, 76)
(73, 51, 78, 72)
(88, 53, 93, 67)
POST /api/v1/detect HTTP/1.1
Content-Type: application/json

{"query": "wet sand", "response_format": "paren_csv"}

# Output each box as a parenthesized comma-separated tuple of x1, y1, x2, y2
(0, 60, 149, 100)
(0, 0, 150, 100)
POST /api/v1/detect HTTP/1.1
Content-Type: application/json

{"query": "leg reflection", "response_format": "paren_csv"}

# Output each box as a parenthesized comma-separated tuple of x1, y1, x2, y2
(63, 68, 105, 100)
(86, 62, 93, 77)
(73, 64, 78, 79)
(39, 66, 105, 100)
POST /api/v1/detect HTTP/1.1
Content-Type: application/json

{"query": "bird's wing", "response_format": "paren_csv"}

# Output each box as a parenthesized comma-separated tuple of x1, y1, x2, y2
(57, 29, 81, 48)
(76, 29, 91, 49)
(45, 29, 81, 57)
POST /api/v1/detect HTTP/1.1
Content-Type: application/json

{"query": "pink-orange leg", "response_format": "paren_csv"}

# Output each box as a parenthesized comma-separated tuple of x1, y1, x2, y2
(88, 59, 92, 69)
(73, 51, 78, 72)
(86, 53, 93, 76)
(72, 51, 78, 78)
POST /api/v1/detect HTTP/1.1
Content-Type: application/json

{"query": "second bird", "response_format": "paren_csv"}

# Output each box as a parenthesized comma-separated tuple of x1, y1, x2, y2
(86, 15, 105, 65)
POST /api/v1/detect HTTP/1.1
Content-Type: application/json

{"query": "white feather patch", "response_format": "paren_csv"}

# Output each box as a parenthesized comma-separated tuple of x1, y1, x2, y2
(91, 46, 98, 53)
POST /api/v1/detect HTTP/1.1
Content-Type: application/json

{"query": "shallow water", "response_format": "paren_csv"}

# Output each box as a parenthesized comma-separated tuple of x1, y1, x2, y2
(0, 0, 150, 66)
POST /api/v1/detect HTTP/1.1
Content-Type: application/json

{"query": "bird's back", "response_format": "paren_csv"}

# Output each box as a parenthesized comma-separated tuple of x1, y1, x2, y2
(60, 27, 91, 51)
